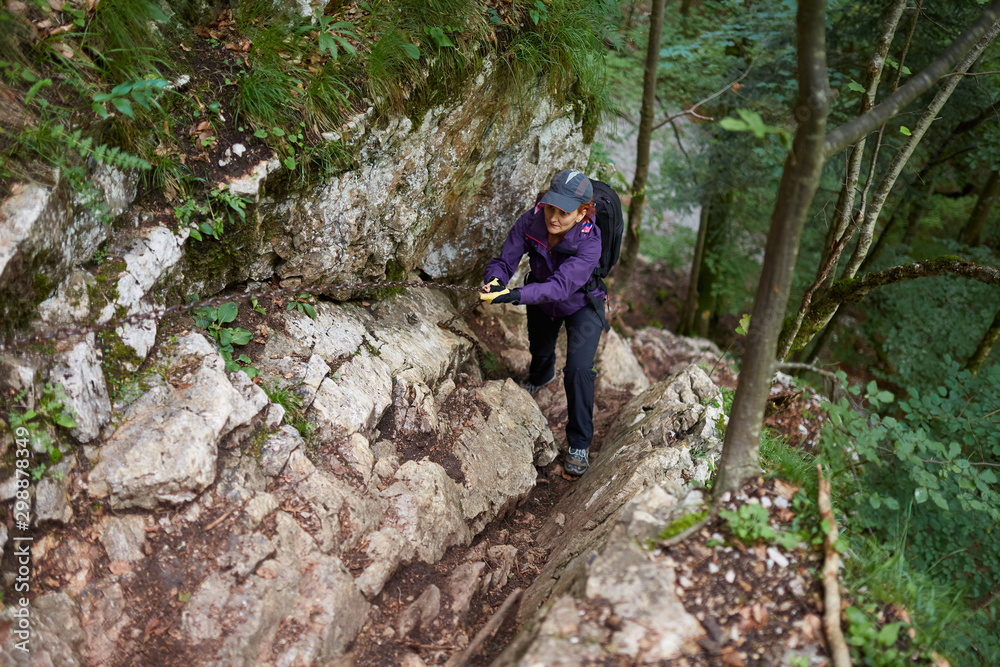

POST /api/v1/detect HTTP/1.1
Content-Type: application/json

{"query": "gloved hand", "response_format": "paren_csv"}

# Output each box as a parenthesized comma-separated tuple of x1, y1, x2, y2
(481, 277, 503, 293)
(481, 287, 520, 305)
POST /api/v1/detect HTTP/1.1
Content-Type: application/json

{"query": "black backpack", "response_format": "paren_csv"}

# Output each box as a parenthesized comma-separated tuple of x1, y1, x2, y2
(586, 180, 624, 330)
(591, 180, 624, 282)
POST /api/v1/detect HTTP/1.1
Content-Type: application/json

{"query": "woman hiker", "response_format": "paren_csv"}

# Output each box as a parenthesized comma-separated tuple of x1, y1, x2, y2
(479, 169, 605, 477)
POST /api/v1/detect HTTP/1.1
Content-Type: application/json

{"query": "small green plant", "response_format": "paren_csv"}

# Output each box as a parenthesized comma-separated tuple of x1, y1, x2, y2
(528, 0, 549, 25)
(251, 298, 266, 316)
(91, 78, 169, 119)
(6, 383, 78, 465)
(316, 14, 358, 60)
(177, 186, 250, 241)
(192, 301, 256, 375)
(263, 380, 314, 438)
(719, 502, 799, 550)
(286, 294, 317, 319)
(844, 605, 907, 666)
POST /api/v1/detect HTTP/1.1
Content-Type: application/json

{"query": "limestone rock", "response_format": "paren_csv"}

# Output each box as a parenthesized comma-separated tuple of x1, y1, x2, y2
(632, 328, 722, 380)
(454, 380, 544, 533)
(48, 335, 111, 443)
(35, 455, 75, 524)
(586, 538, 704, 661)
(1, 163, 136, 327)
(37, 269, 92, 327)
(0, 592, 85, 666)
(78, 578, 131, 665)
(448, 561, 486, 625)
(597, 328, 650, 395)
(357, 461, 470, 597)
(309, 349, 392, 437)
(262, 89, 586, 287)
(101, 225, 189, 360)
(88, 333, 266, 509)
(184, 511, 370, 665)
(99, 515, 148, 563)
(397, 584, 442, 638)
(259, 425, 304, 477)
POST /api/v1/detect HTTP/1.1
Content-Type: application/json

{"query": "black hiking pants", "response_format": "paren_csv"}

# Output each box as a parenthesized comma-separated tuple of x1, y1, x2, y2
(526, 303, 604, 451)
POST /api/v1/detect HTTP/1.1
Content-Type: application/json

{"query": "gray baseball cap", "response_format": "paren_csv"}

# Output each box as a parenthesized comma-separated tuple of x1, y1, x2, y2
(540, 170, 593, 212)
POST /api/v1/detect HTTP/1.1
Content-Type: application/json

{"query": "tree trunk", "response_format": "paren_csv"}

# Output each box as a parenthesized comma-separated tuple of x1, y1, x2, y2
(693, 189, 733, 338)
(617, 0, 667, 290)
(959, 169, 1000, 246)
(716, 0, 831, 495)
(965, 308, 1000, 375)
(680, 205, 709, 335)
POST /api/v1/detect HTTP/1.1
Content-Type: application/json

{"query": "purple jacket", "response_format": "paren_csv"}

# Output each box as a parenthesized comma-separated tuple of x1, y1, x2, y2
(484, 203, 604, 319)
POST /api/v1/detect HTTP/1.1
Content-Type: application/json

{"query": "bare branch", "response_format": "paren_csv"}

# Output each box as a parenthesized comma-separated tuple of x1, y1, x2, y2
(841, 17, 1000, 280)
(824, 0, 1000, 158)
(652, 57, 758, 130)
(830, 257, 1000, 303)
(818, 0, 908, 274)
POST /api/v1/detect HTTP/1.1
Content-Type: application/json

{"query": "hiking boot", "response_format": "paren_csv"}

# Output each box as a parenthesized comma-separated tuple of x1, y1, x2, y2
(520, 374, 555, 397)
(564, 447, 590, 476)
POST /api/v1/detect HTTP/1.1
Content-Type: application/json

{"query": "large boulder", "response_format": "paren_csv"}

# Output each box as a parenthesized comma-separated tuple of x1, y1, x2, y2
(87, 333, 267, 509)
(496, 365, 723, 665)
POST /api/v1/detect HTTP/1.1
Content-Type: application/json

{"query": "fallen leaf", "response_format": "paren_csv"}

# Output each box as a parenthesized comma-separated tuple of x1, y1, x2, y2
(143, 615, 159, 639)
(773, 479, 798, 500)
(720, 646, 746, 667)
(751, 603, 769, 625)
(799, 613, 822, 643)
(46, 0, 61, 10)
(225, 42, 239, 51)
(50, 24, 73, 36)
(180, 42, 192, 52)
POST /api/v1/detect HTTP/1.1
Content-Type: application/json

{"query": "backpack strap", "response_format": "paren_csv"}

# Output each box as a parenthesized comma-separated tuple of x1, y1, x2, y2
(583, 272, 609, 332)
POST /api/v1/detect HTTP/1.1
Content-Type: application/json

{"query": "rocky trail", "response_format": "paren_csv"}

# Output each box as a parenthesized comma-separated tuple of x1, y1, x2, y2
(2, 272, 835, 666)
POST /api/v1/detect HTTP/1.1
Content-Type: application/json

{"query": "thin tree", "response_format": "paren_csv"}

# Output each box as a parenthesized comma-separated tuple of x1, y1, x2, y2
(616, 0, 666, 289)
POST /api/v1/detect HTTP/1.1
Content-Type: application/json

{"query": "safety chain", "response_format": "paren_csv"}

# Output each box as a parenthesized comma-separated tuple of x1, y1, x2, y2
(0, 280, 485, 353)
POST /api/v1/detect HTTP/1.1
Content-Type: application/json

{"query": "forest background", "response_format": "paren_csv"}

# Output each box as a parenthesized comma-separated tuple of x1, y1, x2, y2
(1, 0, 999, 664)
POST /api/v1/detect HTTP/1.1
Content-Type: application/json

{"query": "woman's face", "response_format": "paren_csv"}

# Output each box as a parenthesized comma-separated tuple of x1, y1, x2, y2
(543, 204, 585, 238)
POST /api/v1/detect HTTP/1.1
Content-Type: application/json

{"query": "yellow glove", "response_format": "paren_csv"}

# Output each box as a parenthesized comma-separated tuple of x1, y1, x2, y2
(480, 286, 511, 303)
(479, 278, 503, 302)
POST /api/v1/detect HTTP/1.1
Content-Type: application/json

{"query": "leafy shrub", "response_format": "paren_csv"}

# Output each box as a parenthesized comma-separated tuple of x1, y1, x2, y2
(821, 367, 1000, 598)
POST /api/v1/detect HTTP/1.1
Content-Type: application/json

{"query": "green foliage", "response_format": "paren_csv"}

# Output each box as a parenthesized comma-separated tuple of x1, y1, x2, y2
(286, 294, 317, 319)
(192, 301, 256, 375)
(176, 185, 250, 241)
(262, 380, 313, 437)
(638, 225, 697, 272)
(316, 14, 358, 60)
(719, 501, 799, 550)
(5, 384, 78, 466)
(859, 242, 1000, 390)
(92, 78, 170, 119)
(718, 108, 791, 147)
(822, 368, 1000, 599)
(844, 605, 907, 666)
